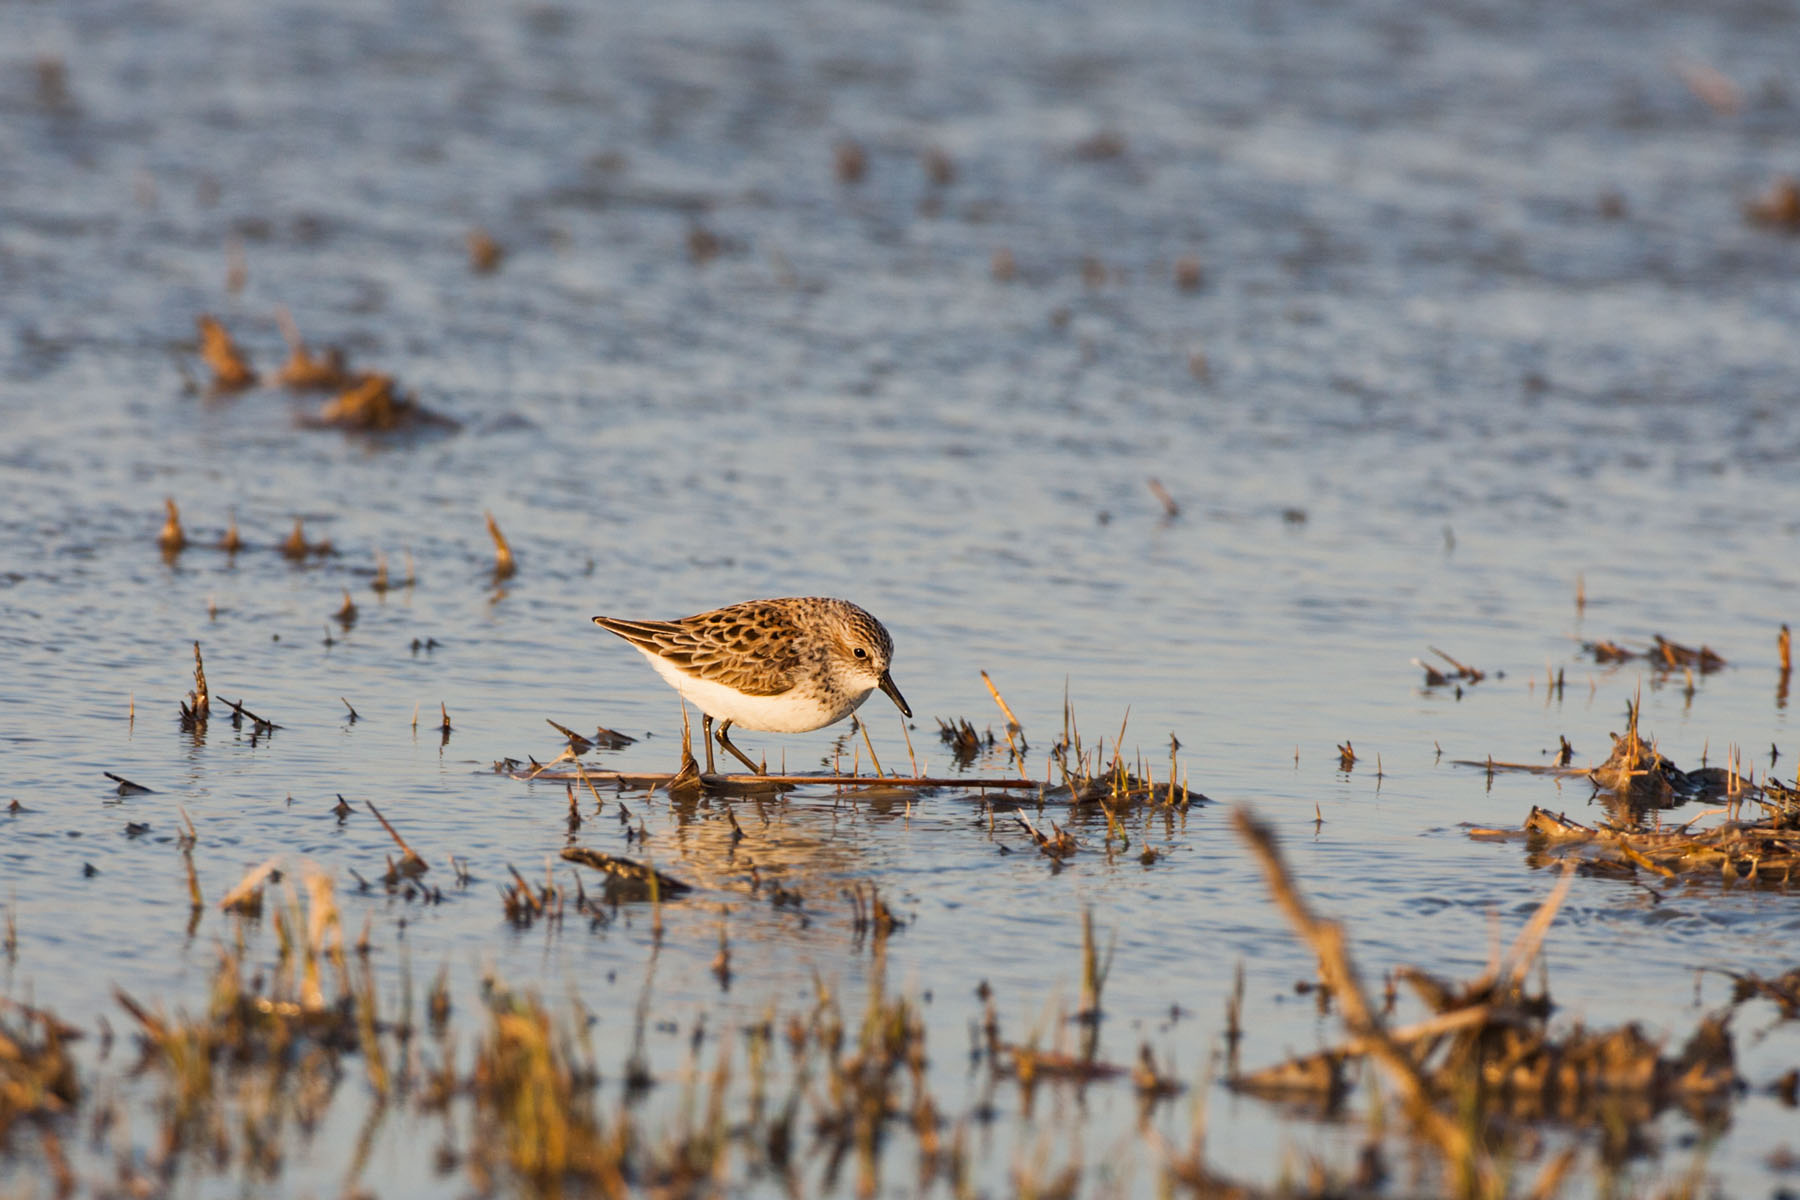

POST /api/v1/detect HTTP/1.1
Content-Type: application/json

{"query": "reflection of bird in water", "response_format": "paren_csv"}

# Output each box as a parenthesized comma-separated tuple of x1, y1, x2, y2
(593, 597, 911, 775)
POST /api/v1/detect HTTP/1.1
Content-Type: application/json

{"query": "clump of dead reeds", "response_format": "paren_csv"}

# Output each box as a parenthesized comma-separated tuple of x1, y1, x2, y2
(0, 1000, 82, 1145)
(308, 373, 455, 433)
(1232, 808, 1741, 1196)
(466, 989, 620, 1193)
(196, 315, 255, 390)
(1582, 634, 1725, 674)
(273, 308, 354, 390)
(178, 641, 209, 730)
(1414, 646, 1486, 690)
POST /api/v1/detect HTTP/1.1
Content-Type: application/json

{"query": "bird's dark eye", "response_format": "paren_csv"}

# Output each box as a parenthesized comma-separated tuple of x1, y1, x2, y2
(853, 647, 868, 659)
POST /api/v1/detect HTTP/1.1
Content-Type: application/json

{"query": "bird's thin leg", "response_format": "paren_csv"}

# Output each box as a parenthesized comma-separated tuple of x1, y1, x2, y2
(715, 719, 762, 775)
(702, 713, 717, 776)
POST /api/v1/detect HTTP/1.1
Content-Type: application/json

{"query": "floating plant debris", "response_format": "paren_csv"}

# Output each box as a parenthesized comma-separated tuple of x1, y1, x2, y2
(307, 373, 456, 433)
(1747, 176, 1800, 231)
(1457, 699, 1754, 810)
(1414, 646, 1485, 687)
(102, 771, 153, 795)
(273, 308, 354, 390)
(1233, 809, 1740, 1191)
(466, 227, 504, 273)
(1581, 634, 1725, 673)
(196, 314, 255, 390)
(1470, 806, 1800, 886)
(560, 847, 692, 901)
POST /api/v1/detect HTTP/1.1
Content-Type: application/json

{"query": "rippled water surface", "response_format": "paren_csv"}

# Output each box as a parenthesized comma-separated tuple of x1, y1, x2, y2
(5, 0, 1800, 1194)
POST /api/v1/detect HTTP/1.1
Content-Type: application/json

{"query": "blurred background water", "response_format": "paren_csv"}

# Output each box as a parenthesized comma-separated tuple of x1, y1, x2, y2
(4, 0, 1800, 1194)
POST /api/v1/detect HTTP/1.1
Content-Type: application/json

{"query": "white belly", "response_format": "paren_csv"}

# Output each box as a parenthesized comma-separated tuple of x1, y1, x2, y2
(639, 650, 871, 732)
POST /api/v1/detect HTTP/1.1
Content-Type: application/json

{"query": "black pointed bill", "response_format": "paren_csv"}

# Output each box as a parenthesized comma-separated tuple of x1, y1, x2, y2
(878, 670, 912, 718)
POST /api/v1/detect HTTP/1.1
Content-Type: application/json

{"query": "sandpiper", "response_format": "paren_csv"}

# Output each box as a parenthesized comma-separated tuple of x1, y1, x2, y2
(593, 597, 911, 775)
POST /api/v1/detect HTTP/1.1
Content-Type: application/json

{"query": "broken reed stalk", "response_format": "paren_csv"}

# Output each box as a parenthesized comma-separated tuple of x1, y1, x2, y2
(485, 511, 515, 579)
(282, 518, 308, 560)
(857, 717, 887, 778)
(899, 713, 920, 777)
(158, 498, 186, 554)
(571, 758, 606, 814)
(981, 670, 1030, 781)
(1230, 808, 1496, 1197)
(1146, 476, 1180, 518)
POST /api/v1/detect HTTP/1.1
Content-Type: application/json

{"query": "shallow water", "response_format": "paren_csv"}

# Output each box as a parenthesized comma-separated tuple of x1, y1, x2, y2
(5, 0, 1800, 1194)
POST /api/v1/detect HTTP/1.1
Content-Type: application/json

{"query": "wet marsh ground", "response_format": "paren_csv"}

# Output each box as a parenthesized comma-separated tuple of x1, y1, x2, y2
(7, 0, 1800, 1195)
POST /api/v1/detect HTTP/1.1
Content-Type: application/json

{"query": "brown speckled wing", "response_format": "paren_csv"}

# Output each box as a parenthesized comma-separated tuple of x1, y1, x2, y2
(594, 604, 804, 696)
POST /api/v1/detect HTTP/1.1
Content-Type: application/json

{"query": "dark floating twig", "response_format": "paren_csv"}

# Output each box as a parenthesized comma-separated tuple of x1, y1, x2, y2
(590, 723, 636, 750)
(103, 772, 154, 796)
(281, 518, 333, 560)
(341, 697, 359, 723)
(1415, 646, 1485, 688)
(218, 696, 282, 733)
(561, 847, 692, 902)
(274, 307, 354, 391)
(547, 719, 593, 754)
(467, 228, 505, 273)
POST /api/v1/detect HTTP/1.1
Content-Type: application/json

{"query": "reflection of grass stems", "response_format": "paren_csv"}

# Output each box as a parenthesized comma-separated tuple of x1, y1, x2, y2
(1077, 909, 1113, 1061)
